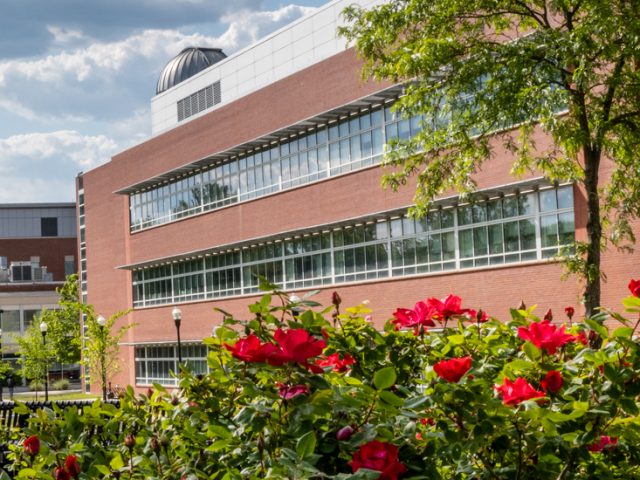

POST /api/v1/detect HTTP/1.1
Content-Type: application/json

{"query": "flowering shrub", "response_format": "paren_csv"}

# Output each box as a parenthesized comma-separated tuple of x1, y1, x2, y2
(4, 279, 640, 479)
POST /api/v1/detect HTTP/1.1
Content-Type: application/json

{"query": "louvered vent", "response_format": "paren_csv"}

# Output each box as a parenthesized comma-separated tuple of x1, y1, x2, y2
(177, 81, 222, 121)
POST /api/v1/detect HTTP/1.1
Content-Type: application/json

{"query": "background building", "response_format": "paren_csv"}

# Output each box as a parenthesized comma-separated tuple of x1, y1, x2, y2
(77, 0, 638, 391)
(0, 203, 77, 375)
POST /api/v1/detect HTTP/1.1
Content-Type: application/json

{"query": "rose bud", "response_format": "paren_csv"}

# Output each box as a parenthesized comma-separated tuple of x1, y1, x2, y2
(151, 436, 161, 453)
(55, 467, 70, 480)
(565, 306, 575, 319)
(336, 425, 354, 441)
(332, 291, 342, 307)
(543, 309, 553, 321)
(517, 300, 526, 310)
(125, 433, 136, 449)
(64, 454, 81, 479)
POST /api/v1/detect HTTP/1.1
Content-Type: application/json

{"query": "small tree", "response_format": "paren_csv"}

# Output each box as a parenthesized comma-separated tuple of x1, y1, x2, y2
(341, 0, 640, 316)
(16, 324, 53, 394)
(82, 309, 132, 398)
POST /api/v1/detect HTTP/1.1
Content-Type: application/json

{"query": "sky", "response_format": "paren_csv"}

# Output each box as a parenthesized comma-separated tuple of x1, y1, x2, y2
(0, 0, 328, 203)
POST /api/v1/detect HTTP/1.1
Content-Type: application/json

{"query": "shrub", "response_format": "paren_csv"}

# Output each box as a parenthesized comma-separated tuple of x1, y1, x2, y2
(27, 380, 43, 392)
(52, 379, 70, 391)
(4, 279, 640, 479)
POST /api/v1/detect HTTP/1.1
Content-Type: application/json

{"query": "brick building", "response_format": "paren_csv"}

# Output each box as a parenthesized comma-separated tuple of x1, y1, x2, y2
(77, 0, 638, 391)
(0, 203, 77, 371)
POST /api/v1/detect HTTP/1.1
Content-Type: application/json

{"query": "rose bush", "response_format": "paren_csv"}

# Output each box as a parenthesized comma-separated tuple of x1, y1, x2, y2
(3, 278, 640, 479)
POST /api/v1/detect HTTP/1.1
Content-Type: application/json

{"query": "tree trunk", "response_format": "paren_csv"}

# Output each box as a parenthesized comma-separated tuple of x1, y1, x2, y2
(583, 147, 602, 317)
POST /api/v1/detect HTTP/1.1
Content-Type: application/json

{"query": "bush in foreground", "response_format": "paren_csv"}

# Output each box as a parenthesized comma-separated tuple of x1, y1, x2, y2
(4, 280, 640, 479)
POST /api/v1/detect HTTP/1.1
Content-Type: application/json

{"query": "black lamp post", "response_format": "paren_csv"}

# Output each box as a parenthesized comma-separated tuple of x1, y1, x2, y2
(172, 307, 183, 366)
(39, 320, 48, 402)
(96, 315, 107, 402)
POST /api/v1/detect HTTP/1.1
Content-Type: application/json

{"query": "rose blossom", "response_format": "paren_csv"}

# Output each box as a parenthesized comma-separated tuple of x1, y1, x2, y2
(433, 357, 472, 383)
(55, 467, 70, 480)
(588, 435, 618, 452)
(277, 384, 309, 399)
(64, 455, 81, 479)
(267, 328, 326, 369)
(629, 279, 640, 297)
(540, 370, 563, 393)
(316, 352, 355, 372)
(495, 377, 545, 406)
(391, 301, 436, 329)
(224, 334, 268, 363)
(517, 320, 577, 354)
(565, 306, 575, 319)
(426, 294, 468, 321)
(349, 440, 407, 480)
(24, 435, 40, 457)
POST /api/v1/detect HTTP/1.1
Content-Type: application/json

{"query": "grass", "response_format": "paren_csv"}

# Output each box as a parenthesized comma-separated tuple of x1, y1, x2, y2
(9, 391, 100, 402)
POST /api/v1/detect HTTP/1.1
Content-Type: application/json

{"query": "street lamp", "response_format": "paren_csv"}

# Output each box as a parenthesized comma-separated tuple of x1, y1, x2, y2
(39, 321, 48, 402)
(96, 315, 107, 402)
(172, 307, 183, 366)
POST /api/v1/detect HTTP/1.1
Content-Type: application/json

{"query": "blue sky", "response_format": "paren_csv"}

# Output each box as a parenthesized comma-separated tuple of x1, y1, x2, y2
(0, 0, 328, 202)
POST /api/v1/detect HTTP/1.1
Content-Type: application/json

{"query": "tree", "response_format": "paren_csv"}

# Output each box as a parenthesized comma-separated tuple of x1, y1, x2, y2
(16, 323, 53, 392)
(83, 308, 132, 397)
(39, 274, 83, 366)
(340, 0, 640, 316)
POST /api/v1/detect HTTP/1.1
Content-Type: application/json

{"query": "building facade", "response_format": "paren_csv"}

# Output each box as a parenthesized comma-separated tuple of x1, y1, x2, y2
(77, 0, 638, 390)
(0, 203, 77, 373)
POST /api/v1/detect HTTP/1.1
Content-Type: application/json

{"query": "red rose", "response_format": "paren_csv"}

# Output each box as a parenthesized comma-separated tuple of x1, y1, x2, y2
(517, 320, 577, 355)
(433, 356, 472, 383)
(540, 370, 563, 393)
(495, 377, 546, 406)
(24, 435, 40, 457)
(576, 331, 588, 346)
(224, 334, 268, 363)
(420, 418, 435, 426)
(55, 467, 70, 480)
(349, 440, 407, 480)
(269, 328, 326, 364)
(564, 306, 575, 319)
(588, 435, 618, 452)
(64, 455, 81, 479)
(316, 352, 355, 372)
(426, 294, 468, 321)
(629, 279, 640, 297)
(277, 383, 309, 399)
(392, 301, 436, 329)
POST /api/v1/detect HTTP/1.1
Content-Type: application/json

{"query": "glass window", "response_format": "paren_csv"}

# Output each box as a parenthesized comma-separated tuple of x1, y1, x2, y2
(557, 186, 573, 210)
(539, 190, 557, 212)
(540, 215, 559, 247)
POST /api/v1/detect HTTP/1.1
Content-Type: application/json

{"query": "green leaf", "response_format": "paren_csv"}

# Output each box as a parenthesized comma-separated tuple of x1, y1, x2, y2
(110, 453, 125, 470)
(373, 366, 396, 390)
(296, 431, 316, 459)
(620, 398, 639, 416)
(523, 341, 541, 361)
(584, 318, 608, 339)
(96, 465, 112, 475)
(447, 334, 465, 345)
(612, 327, 633, 339)
(379, 390, 404, 407)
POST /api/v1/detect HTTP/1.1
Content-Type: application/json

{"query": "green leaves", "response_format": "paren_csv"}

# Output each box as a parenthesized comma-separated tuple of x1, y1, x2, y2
(373, 367, 397, 390)
(296, 431, 316, 459)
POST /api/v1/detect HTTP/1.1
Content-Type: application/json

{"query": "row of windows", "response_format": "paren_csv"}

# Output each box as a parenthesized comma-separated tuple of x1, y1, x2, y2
(131, 186, 574, 308)
(134, 344, 208, 386)
(130, 104, 411, 231)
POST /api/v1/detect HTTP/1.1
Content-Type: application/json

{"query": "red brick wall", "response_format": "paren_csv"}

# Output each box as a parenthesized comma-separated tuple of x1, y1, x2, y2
(0, 237, 77, 282)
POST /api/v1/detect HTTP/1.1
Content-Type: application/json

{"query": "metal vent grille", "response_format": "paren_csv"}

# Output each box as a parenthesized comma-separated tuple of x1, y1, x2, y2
(177, 81, 222, 122)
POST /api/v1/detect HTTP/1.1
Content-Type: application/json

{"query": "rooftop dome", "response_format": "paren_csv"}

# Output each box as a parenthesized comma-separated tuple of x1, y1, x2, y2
(156, 47, 226, 95)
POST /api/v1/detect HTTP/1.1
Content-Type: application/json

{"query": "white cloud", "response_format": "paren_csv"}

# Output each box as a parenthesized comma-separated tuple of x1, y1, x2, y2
(0, 4, 320, 202)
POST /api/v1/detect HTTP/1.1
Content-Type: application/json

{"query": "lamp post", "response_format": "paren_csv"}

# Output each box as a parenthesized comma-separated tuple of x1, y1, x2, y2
(172, 307, 183, 367)
(39, 321, 48, 402)
(96, 315, 107, 402)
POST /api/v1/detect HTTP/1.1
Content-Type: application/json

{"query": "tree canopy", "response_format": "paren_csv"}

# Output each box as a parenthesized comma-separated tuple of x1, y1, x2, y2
(341, 0, 640, 314)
